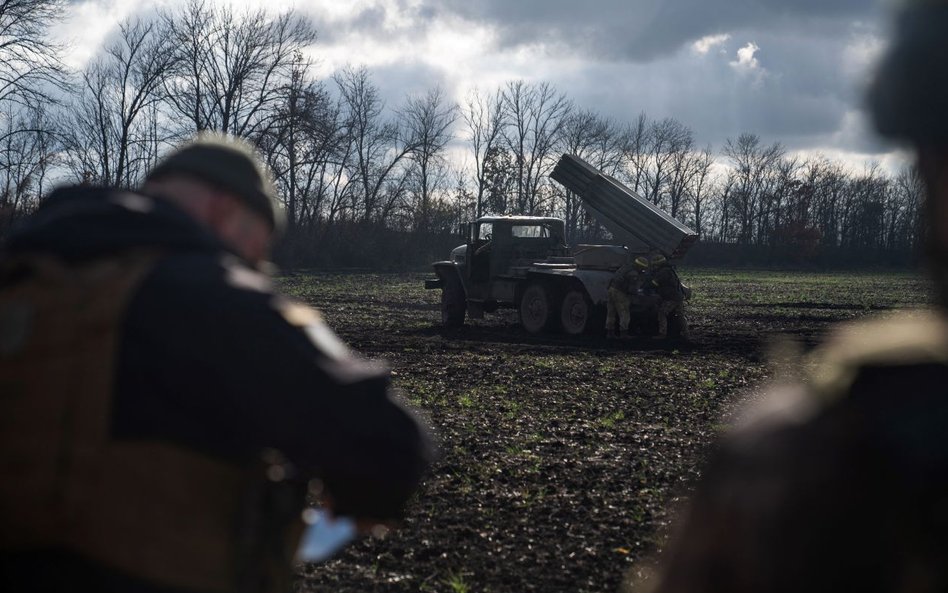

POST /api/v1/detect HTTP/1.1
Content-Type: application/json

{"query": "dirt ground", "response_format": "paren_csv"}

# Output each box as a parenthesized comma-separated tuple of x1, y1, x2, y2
(279, 268, 930, 593)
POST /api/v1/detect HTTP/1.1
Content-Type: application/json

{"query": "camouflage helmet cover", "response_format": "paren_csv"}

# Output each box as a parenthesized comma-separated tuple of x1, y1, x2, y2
(868, 0, 948, 145)
(633, 256, 651, 270)
(649, 253, 668, 267)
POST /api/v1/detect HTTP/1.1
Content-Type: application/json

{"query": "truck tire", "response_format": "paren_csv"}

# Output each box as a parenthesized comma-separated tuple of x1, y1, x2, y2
(520, 283, 553, 334)
(441, 275, 466, 327)
(560, 288, 592, 335)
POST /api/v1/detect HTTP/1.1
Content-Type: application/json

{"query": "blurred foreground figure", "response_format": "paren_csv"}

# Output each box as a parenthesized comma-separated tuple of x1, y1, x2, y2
(633, 2, 948, 592)
(0, 134, 432, 592)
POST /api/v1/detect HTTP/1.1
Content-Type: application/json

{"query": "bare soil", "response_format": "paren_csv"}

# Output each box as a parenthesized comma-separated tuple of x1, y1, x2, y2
(280, 268, 930, 593)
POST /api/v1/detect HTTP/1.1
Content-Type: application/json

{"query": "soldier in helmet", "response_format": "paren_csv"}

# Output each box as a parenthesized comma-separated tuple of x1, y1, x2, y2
(648, 252, 691, 340)
(606, 255, 650, 339)
(625, 2, 948, 592)
(0, 134, 433, 592)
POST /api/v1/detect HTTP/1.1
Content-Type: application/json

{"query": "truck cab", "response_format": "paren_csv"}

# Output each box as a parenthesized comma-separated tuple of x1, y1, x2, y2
(466, 217, 568, 287)
(428, 216, 571, 323)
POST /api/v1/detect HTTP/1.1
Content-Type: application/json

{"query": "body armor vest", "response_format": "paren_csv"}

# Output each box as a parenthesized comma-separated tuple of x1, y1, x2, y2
(0, 252, 301, 592)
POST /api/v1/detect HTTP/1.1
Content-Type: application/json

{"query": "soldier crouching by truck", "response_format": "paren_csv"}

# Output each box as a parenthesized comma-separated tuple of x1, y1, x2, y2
(606, 256, 651, 339)
(649, 252, 691, 340)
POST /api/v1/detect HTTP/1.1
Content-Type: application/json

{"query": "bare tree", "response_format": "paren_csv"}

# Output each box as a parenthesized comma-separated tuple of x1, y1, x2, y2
(0, 105, 56, 222)
(334, 66, 413, 225)
(0, 0, 68, 106)
(663, 124, 698, 219)
(722, 133, 784, 244)
(759, 155, 801, 246)
(709, 170, 739, 242)
(62, 17, 177, 187)
(461, 87, 506, 218)
(810, 159, 849, 248)
(501, 80, 572, 214)
(256, 60, 349, 231)
(621, 112, 650, 195)
(640, 117, 692, 210)
(687, 145, 715, 237)
(890, 165, 925, 251)
(164, 0, 316, 138)
(844, 163, 889, 249)
(400, 86, 458, 233)
(0, 0, 67, 234)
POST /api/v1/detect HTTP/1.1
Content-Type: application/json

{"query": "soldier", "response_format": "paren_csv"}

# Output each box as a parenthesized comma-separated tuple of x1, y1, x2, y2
(606, 255, 650, 339)
(628, 2, 948, 592)
(0, 134, 433, 592)
(649, 253, 690, 340)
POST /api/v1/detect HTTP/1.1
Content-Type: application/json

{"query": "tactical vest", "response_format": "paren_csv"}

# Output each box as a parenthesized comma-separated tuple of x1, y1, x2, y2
(0, 252, 302, 593)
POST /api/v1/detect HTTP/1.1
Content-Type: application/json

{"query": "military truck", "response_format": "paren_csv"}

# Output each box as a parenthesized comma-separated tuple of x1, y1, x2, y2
(424, 154, 698, 335)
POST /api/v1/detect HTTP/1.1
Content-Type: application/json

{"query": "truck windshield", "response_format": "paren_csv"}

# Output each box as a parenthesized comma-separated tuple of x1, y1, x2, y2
(511, 225, 549, 238)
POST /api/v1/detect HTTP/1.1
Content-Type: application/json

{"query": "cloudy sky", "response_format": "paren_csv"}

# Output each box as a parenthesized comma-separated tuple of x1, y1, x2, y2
(55, 0, 905, 170)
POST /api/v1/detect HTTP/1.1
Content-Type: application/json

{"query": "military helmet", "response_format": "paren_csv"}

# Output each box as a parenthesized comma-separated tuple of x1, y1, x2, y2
(146, 133, 284, 231)
(633, 256, 650, 270)
(868, 0, 948, 145)
(649, 253, 667, 267)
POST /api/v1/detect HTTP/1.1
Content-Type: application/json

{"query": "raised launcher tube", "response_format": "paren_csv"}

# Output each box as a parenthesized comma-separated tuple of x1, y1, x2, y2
(550, 154, 698, 259)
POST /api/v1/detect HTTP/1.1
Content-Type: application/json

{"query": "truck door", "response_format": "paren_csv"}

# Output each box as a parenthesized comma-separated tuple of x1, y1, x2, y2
(471, 222, 492, 282)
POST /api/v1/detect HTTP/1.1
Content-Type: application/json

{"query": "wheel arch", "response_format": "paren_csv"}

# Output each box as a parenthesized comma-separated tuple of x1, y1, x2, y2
(516, 271, 572, 305)
(433, 261, 467, 297)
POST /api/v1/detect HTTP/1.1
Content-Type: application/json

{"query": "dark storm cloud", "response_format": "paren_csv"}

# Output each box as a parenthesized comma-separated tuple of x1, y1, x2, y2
(555, 24, 880, 154)
(433, 0, 884, 60)
(299, 0, 892, 158)
(312, 2, 436, 46)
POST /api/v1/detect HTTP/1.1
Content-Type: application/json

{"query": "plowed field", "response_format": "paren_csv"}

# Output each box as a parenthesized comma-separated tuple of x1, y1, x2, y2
(280, 269, 929, 593)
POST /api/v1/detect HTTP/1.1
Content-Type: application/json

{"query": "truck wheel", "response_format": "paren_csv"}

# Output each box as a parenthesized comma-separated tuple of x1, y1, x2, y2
(520, 283, 552, 334)
(560, 288, 592, 335)
(441, 275, 466, 327)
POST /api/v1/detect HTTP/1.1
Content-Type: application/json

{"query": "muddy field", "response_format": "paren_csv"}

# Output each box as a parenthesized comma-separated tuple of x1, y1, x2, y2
(279, 268, 930, 593)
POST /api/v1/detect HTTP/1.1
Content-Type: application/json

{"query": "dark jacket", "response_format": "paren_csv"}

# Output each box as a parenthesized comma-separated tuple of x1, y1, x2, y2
(646, 311, 948, 593)
(652, 265, 684, 301)
(0, 186, 433, 591)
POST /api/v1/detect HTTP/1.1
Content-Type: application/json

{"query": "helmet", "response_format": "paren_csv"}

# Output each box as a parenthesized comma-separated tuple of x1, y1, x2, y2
(146, 133, 284, 231)
(649, 253, 667, 267)
(633, 256, 650, 270)
(868, 0, 948, 145)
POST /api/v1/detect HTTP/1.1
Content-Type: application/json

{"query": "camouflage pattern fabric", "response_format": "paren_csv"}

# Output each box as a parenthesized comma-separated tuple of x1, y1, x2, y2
(606, 286, 633, 333)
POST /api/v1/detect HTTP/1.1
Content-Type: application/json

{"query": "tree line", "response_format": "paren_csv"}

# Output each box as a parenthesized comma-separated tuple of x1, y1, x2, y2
(0, 0, 924, 268)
